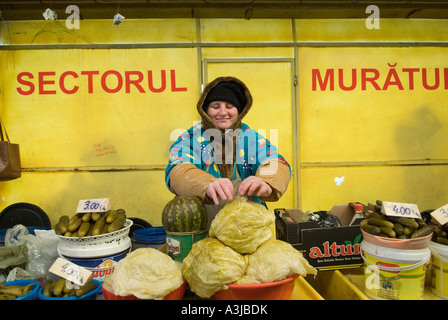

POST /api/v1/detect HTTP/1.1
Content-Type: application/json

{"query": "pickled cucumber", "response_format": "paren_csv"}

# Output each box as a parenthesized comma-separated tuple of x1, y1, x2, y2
(107, 212, 126, 233)
(52, 277, 66, 297)
(410, 225, 433, 238)
(367, 217, 394, 229)
(92, 216, 106, 236)
(77, 221, 91, 237)
(58, 215, 70, 234)
(361, 224, 381, 235)
(75, 282, 97, 297)
(106, 210, 118, 223)
(43, 279, 53, 297)
(81, 212, 91, 222)
(68, 218, 82, 232)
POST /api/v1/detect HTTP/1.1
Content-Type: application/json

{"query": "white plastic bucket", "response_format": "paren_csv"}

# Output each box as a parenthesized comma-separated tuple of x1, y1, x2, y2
(429, 241, 448, 299)
(58, 237, 131, 294)
(361, 240, 431, 300)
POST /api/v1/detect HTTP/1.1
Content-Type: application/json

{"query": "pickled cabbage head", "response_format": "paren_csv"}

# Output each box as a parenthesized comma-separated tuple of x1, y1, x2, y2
(102, 248, 184, 300)
(182, 237, 247, 298)
(209, 197, 274, 254)
(237, 239, 317, 284)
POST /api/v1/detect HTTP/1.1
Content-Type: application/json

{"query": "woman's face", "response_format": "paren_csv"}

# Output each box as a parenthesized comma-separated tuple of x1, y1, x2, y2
(206, 101, 239, 130)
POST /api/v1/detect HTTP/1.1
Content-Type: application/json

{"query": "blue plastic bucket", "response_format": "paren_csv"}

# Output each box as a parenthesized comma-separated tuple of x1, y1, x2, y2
(3, 279, 40, 300)
(132, 226, 166, 250)
(37, 279, 102, 300)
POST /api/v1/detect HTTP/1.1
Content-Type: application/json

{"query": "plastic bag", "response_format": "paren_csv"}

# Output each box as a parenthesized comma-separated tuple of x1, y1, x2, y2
(3, 224, 59, 281)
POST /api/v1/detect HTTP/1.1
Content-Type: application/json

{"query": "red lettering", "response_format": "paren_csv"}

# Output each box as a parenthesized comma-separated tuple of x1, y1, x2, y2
(125, 71, 145, 93)
(353, 243, 361, 255)
(308, 246, 323, 259)
(339, 244, 352, 255)
(81, 71, 99, 93)
(101, 70, 123, 93)
(422, 68, 439, 90)
(338, 69, 356, 91)
(382, 67, 404, 90)
(322, 241, 331, 257)
(445, 68, 448, 90)
(170, 70, 187, 92)
(402, 68, 419, 90)
(59, 71, 79, 94)
(148, 70, 166, 93)
(329, 242, 341, 257)
(361, 68, 381, 90)
(312, 69, 334, 91)
(15, 69, 189, 95)
(38, 71, 56, 94)
(16, 72, 35, 95)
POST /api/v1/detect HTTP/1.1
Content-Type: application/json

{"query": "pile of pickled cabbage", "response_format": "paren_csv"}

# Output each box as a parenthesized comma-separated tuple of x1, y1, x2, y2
(182, 197, 317, 298)
(103, 248, 184, 300)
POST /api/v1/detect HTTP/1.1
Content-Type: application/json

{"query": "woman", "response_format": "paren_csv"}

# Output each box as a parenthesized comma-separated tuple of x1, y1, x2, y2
(165, 76, 290, 226)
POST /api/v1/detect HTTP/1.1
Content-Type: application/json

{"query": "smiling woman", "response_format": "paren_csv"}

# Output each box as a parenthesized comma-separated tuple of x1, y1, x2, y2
(165, 76, 291, 229)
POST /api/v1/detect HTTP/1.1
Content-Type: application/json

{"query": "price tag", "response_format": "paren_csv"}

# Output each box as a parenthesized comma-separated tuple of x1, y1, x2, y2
(381, 201, 421, 220)
(76, 198, 110, 213)
(49, 258, 92, 286)
(431, 204, 448, 225)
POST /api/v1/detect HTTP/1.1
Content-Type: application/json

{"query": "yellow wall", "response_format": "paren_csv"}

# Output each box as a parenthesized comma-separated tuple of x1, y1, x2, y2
(1, 18, 447, 227)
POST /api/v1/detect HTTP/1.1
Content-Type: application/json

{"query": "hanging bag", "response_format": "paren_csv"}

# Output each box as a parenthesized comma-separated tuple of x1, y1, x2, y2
(0, 118, 21, 180)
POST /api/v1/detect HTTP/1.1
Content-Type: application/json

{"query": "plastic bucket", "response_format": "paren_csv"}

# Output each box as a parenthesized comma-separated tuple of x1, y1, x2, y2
(3, 279, 40, 300)
(58, 237, 131, 295)
(361, 240, 431, 300)
(131, 226, 166, 250)
(166, 230, 207, 264)
(37, 279, 102, 300)
(429, 241, 448, 299)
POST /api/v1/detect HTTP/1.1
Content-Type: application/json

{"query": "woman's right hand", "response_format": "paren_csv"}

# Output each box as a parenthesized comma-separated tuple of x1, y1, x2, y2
(206, 178, 234, 205)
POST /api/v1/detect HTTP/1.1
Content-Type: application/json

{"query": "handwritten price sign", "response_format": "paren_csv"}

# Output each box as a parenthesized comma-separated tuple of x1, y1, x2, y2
(381, 201, 421, 220)
(49, 258, 92, 286)
(431, 204, 448, 225)
(76, 198, 110, 213)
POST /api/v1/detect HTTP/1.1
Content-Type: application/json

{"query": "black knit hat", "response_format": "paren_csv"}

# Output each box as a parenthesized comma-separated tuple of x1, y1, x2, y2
(203, 81, 247, 113)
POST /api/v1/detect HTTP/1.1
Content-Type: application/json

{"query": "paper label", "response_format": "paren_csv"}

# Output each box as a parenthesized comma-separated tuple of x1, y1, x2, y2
(76, 198, 110, 213)
(431, 204, 448, 225)
(381, 201, 421, 220)
(49, 258, 92, 286)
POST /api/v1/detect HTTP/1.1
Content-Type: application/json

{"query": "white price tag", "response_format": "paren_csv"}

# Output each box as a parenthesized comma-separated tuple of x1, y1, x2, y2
(431, 204, 448, 226)
(76, 198, 110, 213)
(49, 258, 92, 286)
(381, 201, 421, 220)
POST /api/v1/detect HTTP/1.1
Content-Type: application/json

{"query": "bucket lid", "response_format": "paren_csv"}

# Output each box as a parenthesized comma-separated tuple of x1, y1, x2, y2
(58, 236, 131, 258)
(132, 226, 166, 242)
(429, 240, 448, 256)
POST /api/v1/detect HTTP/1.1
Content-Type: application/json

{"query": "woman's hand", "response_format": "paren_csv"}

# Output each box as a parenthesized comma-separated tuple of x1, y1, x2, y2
(206, 178, 235, 205)
(238, 176, 272, 198)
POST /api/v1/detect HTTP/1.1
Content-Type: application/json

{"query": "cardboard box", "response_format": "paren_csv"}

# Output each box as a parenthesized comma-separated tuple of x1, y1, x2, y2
(275, 204, 364, 271)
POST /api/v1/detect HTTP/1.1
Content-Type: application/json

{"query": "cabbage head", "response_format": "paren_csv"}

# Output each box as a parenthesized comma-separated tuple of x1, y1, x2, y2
(182, 237, 247, 298)
(209, 197, 274, 254)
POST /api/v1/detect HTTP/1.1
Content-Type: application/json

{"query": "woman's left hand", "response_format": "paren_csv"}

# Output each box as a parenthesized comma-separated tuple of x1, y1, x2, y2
(238, 176, 272, 198)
